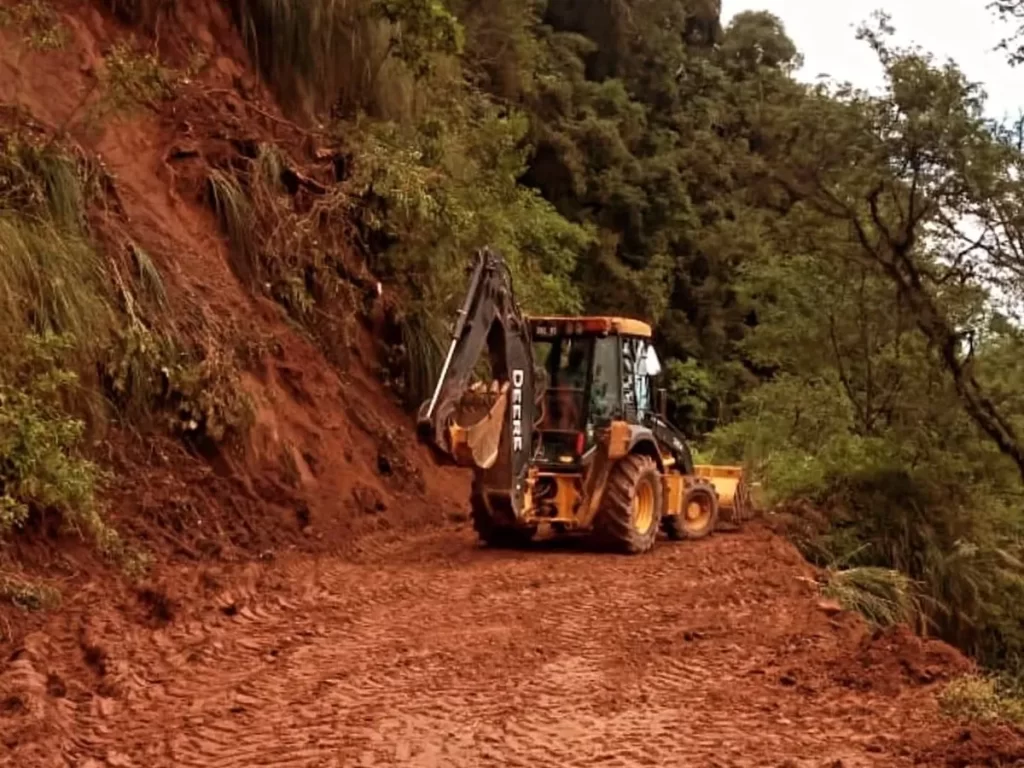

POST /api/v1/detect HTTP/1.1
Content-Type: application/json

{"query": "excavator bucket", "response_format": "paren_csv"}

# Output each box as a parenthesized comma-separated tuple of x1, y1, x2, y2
(447, 382, 509, 469)
(693, 464, 753, 526)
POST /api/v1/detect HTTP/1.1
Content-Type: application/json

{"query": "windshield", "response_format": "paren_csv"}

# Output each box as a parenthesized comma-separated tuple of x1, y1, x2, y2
(534, 337, 592, 433)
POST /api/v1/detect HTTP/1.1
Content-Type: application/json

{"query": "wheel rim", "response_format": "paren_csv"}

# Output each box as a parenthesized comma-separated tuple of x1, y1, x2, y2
(632, 479, 656, 535)
(684, 492, 712, 532)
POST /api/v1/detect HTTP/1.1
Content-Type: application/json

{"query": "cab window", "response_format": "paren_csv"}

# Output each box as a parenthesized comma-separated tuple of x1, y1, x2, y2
(534, 338, 593, 432)
(534, 338, 591, 389)
(589, 336, 620, 424)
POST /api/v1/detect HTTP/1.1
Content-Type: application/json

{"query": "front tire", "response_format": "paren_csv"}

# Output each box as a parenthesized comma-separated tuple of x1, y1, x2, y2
(593, 454, 663, 554)
(470, 490, 536, 549)
(663, 477, 719, 540)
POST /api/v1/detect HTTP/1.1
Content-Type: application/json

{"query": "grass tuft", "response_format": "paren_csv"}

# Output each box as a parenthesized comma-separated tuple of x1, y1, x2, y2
(0, 214, 115, 358)
(128, 243, 168, 310)
(0, 136, 114, 374)
(823, 566, 926, 629)
(397, 312, 446, 408)
(208, 169, 261, 287)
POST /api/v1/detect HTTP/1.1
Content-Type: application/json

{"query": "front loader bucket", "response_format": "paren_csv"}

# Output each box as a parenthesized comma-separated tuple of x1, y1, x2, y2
(448, 382, 509, 469)
(693, 465, 753, 525)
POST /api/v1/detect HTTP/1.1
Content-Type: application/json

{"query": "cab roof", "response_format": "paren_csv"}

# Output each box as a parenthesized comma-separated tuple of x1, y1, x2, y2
(527, 315, 653, 339)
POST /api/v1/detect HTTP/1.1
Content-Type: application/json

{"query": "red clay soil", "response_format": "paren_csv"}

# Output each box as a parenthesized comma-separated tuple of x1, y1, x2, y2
(0, 0, 467, 551)
(2, 2, 1024, 766)
(4, 523, 1024, 768)
(0, 0, 465, 659)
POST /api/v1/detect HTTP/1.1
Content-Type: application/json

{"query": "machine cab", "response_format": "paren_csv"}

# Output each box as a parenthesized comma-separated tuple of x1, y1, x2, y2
(528, 316, 663, 467)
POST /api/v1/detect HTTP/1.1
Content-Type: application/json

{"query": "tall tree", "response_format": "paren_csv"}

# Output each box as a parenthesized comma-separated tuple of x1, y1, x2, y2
(763, 14, 1024, 480)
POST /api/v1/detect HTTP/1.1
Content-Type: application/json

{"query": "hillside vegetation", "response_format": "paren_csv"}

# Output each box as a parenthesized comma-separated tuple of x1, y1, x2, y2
(1, 0, 1023, 706)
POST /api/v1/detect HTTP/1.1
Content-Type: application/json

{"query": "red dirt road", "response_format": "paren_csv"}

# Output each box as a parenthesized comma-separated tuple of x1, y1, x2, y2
(6, 523, 1020, 768)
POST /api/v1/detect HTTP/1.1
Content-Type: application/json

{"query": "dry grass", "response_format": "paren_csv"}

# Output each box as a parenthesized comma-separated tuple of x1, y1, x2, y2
(0, 575, 61, 611)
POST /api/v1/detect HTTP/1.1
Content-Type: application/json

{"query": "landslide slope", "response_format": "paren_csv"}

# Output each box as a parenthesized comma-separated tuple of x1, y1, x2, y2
(0, 0, 466, 650)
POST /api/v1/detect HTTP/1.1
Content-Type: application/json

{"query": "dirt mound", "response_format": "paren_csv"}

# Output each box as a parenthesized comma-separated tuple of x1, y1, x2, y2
(911, 725, 1024, 767)
(830, 624, 974, 696)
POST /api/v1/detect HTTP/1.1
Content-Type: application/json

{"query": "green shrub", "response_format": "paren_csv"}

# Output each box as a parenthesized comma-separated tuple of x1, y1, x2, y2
(940, 674, 1024, 726)
(0, 0, 69, 50)
(0, 333, 106, 542)
(207, 143, 361, 363)
(0, 335, 152, 580)
(104, 320, 253, 446)
(102, 41, 179, 111)
(705, 362, 1024, 677)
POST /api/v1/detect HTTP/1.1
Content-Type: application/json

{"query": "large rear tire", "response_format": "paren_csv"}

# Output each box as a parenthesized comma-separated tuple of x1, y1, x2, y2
(470, 491, 536, 549)
(663, 477, 719, 540)
(593, 454, 663, 554)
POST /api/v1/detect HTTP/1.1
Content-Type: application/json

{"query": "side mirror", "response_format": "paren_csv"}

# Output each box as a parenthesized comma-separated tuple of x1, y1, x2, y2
(644, 344, 662, 377)
(656, 388, 668, 419)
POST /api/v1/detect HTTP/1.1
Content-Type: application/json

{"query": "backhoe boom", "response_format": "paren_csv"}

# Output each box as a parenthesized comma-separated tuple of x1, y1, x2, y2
(416, 247, 536, 519)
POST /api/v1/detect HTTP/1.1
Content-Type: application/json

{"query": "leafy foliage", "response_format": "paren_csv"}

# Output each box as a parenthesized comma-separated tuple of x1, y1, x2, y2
(0, 334, 101, 536)
(100, 40, 180, 112)
(346, 86, 591, 403)
(0, 0, 69, 50)
(350, 97, 590, 316)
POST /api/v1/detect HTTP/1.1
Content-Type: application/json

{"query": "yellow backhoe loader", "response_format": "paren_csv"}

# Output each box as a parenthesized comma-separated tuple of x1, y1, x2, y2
(417, 247, 751, 553)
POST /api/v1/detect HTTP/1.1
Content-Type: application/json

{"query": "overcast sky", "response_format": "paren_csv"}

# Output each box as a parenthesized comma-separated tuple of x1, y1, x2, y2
(722, 0, 1023, 122)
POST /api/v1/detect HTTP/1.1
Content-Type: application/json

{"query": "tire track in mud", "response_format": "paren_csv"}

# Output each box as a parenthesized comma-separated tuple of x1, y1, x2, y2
(0, 528, 983, 767)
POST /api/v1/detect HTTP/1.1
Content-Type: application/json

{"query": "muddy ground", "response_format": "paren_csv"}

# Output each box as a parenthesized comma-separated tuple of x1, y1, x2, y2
(5, 522, 1024, 768)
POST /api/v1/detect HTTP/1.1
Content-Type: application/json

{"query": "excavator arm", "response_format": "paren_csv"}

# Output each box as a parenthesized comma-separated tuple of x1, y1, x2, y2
(416, 247, 537, 517)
